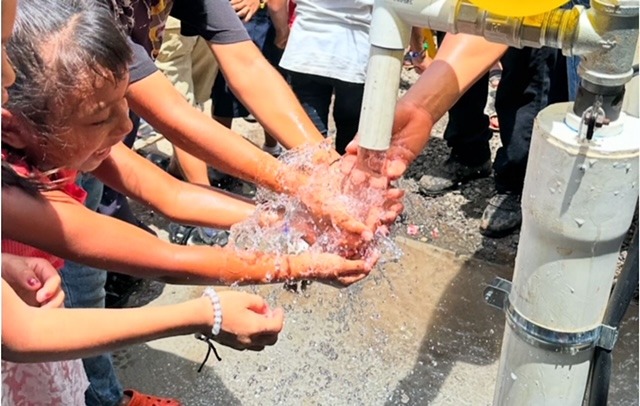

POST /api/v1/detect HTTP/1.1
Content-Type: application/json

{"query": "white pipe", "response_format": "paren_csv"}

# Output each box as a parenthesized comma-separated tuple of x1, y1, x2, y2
(357, 46, 405, 151)
(494, 103, 639, 404)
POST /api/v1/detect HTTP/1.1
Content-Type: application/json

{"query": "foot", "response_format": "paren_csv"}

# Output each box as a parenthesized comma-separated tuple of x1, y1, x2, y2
(418, 157, 491, 195)
(479, 193, 522, 238)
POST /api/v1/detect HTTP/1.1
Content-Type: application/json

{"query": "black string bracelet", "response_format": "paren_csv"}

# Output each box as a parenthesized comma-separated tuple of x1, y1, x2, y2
(195, 333, 222, 373)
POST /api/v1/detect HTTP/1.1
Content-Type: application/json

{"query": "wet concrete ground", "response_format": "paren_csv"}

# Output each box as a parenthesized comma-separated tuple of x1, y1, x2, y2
(115, 238, 639, 405)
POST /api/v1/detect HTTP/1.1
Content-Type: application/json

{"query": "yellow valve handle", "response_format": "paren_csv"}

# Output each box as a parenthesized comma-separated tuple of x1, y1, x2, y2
(468, 0, 570, 17)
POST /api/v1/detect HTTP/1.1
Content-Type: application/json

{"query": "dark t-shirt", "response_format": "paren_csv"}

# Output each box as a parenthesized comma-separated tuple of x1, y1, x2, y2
(112, 0, 250, 83)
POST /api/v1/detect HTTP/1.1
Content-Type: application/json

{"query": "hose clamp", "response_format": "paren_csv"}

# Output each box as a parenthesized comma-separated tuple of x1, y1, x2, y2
(484, 277, 618, 353)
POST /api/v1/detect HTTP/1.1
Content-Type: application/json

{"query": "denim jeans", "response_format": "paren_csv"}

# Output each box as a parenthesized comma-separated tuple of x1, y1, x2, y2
(60, 174, 124, 406)
(288, 71, 365, 155)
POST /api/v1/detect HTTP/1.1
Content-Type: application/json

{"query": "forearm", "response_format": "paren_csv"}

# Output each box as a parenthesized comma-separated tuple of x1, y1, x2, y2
(2, 280, 211, 363)
(1, 188, 286, 285)
(211, 41, 324, 148)
(401, 33, 507, 123)
(267, 0, 289, 37)
(93, 145, 256, 228)
(127, 71, 286, 193)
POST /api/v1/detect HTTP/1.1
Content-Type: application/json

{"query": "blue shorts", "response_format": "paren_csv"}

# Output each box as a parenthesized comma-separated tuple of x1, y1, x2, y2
(211, 9, 286, 118)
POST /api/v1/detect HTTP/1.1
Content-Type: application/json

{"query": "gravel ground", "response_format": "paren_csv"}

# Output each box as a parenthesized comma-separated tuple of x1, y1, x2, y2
(132, 67, 636, 271)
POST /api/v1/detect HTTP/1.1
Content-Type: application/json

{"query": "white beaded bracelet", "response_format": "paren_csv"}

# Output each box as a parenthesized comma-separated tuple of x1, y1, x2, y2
(203, 287, 223, 336)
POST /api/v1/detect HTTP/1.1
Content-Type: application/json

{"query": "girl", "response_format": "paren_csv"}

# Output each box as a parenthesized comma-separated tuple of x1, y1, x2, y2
(0, 1, 280, 404)
(1, 0, 374, 288)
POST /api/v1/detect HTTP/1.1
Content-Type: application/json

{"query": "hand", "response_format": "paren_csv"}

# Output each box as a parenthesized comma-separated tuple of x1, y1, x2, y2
(230, 0, 260, 22)
(344, 97, 435, 181)
(207, 291, 284, 351)
(1, 254, 65, 308)
(287, 251, 377, 286)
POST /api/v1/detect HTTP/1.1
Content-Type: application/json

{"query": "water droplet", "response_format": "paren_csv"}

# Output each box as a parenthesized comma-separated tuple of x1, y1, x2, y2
(578, 164, 587, 171)
(549, 187, 556, 194)
(511, 372, 518, 380)
(574, 218, 585, 227)
(614, 191, 619, 196)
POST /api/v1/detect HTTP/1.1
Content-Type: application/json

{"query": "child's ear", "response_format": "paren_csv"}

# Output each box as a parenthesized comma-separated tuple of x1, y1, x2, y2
(1, 108, 28, 149)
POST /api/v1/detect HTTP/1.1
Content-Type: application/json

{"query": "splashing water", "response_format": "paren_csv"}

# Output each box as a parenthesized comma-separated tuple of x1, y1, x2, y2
(229, 140, 402, 271)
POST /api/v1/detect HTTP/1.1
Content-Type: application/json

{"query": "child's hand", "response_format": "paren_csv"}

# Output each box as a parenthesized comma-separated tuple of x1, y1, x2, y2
(207, 291, 284, 351)
(1, 254, 65, 308)
(287, 251, 377, 286)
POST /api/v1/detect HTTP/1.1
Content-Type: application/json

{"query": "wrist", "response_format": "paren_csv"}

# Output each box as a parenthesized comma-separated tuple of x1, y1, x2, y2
(202, 287, 223, 336)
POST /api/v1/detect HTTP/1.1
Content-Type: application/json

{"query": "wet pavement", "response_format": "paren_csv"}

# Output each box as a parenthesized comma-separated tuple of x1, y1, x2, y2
(115, 238, 639, 405)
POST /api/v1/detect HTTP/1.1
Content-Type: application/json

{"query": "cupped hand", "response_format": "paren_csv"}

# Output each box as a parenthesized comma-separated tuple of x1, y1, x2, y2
(230, 0, 260, 22)
(287, 251, 377, 286)
(344, 97, 435, 181)
(1, 254, 65, 308)
(209, 291, 284, 351)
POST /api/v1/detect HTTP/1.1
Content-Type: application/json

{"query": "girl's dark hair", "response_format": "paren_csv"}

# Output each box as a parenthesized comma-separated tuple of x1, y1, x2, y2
(2, 0, 132, 192)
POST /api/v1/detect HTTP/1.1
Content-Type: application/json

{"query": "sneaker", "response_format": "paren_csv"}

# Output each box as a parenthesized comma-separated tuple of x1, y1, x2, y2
(418, 157, 491, 195)
(243, 114, 258, 123)
(192, 227, 229, 247)
(479, 193, 522, 238)
(263, 143, 284, 157)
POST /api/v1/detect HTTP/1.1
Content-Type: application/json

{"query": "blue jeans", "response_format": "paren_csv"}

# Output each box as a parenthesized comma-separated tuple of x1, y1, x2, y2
(60, 174, 124, 406)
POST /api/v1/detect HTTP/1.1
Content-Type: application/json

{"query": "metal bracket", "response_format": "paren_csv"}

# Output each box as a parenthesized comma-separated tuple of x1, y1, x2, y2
(483, 277, 619, 353)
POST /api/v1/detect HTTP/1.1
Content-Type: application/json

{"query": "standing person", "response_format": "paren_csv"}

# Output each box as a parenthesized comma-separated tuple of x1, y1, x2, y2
(279, 0, 372, 155)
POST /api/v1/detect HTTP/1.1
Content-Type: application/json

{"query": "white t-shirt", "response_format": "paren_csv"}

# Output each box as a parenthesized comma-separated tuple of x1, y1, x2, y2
(280, 0, 372, 84)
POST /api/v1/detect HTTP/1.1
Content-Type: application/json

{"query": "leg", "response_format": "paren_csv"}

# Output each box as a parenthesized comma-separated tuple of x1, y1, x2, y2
(419, 72, 493, 194)
(155, 23, 212, 185)
(331, 79, 365, 155)
(482, 46, 565, 237)
(288, 71, 333, 137)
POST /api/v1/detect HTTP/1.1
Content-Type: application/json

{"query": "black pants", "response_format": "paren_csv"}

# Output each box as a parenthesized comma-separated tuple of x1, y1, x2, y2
(444, 46, 567, 194)
(288, 71, 365, 155)
(493, 47, 567, 193)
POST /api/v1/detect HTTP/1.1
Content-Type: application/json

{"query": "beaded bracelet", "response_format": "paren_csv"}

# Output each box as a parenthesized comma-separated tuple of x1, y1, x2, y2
(203, 287, 222, 336)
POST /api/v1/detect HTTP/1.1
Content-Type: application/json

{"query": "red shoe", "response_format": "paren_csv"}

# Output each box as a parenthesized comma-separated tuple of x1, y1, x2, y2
(124, 389, 182, 406)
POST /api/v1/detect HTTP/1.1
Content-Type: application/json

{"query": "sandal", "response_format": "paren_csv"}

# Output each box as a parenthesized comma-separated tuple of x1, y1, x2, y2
(124, 389, 182, 406)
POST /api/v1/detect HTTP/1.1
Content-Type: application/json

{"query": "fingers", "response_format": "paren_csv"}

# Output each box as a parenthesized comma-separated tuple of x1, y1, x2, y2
(385, 159, 408, 180)
(33, 268, 61, 301)
(40, 289, 65, 309)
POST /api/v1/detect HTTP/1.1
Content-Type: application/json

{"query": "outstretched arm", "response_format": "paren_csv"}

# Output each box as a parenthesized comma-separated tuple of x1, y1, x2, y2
(126, 71, 292, 194)
(1, 187, 370, 285)
(2, 280, 284, 362)
(210, 40, 325, 149)
(381, 33, 508, 177)
(92, 142, 255, 229)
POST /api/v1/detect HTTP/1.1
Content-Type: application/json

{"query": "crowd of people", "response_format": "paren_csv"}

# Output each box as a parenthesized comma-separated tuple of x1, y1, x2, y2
(1, 0, 592, 404)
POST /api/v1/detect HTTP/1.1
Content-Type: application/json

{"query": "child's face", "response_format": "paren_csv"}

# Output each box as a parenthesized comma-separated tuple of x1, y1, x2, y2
(1, 0, 17, 105)
(55, 74, 133, 172)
